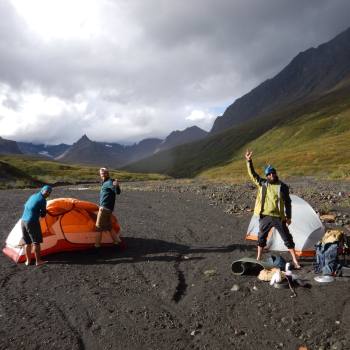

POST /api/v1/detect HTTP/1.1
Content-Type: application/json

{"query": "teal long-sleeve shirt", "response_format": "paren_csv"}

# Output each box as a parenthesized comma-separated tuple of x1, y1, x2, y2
(21, 192, 47, 223)
(99, 178, 121, 211)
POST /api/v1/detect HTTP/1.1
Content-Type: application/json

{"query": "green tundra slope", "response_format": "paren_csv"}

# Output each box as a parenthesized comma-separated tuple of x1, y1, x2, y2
(125, 84, 350, 181)
(201, 101, 350, 181)
(0, 155, 168, 189)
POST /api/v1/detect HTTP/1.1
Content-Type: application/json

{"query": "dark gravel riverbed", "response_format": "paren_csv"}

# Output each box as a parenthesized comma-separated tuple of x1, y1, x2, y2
(0, 179, 350, 350)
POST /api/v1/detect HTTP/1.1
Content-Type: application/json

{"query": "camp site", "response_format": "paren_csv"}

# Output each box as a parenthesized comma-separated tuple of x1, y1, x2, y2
(0, 179, 350, 350)
(1, 2, 350, 349)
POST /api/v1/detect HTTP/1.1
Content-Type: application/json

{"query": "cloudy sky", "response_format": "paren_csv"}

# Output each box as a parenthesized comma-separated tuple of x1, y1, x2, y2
(0, 0, 349, 145)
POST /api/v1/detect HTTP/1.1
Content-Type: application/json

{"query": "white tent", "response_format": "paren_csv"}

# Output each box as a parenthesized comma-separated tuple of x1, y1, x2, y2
(246, 194, 325, 256)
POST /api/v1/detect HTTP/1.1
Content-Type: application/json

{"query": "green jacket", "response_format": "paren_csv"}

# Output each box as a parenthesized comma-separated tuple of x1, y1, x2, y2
(246, 160, 291, 220)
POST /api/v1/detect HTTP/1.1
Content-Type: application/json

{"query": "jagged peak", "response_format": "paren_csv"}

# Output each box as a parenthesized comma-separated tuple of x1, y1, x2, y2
(75, 134, 92, 144)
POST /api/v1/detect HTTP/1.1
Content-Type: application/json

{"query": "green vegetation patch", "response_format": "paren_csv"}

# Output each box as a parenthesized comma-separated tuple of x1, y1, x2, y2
(0, 154, 169, 189)
(200, 107, 350, 182)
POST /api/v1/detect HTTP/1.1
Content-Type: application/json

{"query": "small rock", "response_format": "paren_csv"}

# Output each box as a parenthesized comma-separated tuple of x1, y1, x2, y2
(331, 341, 343, 350)
(234, 329, 245, 336)
(190, 330, 200, 336)
(320, 214, 336, 223)
(231, 284, 240, 292)
(91, 324, 101, 332)
(204, 269, 216, 277)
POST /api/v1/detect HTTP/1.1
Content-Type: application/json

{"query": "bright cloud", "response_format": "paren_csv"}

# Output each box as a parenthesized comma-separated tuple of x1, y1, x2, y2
(10, 0, 100, 40)
(185, 109, 215, 130)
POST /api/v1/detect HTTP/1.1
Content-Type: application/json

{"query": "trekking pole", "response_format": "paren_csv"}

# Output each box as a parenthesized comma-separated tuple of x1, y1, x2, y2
(285, 274, 297, 298)
(285, 263, 297, 298)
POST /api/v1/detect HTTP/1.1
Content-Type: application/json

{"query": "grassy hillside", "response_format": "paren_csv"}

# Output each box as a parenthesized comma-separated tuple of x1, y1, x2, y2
(201, 107, 350, 181)
(0, 155, 168, 189)
(125, 85, 350, 181)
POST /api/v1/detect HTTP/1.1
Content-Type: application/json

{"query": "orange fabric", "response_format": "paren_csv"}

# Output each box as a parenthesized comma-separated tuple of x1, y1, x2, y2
(246, 233, 316, 257)
(295, 250, 315, 257)
(246, 233, 257, 241)
(43, 197, 119, 234)
(47, 198, 98, 216)
(60, 209, 96, 233)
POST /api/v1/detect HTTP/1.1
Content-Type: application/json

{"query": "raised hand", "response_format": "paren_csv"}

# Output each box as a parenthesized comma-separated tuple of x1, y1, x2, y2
(245, 149, 253, 161)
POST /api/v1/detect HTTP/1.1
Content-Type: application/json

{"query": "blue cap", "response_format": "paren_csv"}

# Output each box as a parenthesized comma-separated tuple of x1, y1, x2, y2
(264, 165, 276, 176)
(41, 185, 52, 193)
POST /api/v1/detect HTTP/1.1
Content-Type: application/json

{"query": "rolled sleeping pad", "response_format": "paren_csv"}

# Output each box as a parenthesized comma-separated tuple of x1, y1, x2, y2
(231, 257, 275, 275)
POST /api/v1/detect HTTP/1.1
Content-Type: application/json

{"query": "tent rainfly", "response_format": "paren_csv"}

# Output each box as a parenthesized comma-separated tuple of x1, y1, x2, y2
(246, 194, 325, 257)
(3, 198, 122, 263)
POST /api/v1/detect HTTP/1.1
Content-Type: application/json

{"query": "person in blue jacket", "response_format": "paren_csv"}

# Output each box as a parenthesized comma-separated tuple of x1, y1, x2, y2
(21, 185, 52, 266)
(95, 168, 121, 247)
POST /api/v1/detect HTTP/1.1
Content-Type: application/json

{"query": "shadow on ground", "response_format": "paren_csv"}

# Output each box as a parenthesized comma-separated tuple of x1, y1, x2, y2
(45, 236, 256, 265)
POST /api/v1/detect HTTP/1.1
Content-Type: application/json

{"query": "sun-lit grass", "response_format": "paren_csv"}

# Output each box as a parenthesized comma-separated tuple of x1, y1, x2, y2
(200, 107, 350, 182)
(0, 155, 169, 189)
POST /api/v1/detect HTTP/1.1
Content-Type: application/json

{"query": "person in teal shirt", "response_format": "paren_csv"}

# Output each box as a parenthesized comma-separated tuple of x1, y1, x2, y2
(21, 185, 52, 266)
(95, 168, 121, 247)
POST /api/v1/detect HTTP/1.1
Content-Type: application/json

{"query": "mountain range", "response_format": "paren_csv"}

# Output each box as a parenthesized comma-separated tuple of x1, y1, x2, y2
(0, 137, 22, 154)
(0, 126, 208, 168)
(17, 142, 70, 158)
(210, 26, 350, 134)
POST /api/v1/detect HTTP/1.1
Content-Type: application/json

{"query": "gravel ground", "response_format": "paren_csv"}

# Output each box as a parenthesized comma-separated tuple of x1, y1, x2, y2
(0, 179, 350, 350)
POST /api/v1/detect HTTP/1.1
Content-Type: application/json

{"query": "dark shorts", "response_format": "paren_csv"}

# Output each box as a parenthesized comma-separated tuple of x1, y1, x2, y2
(96, 207, 112, 231)
(21, 220, 43, 245)
(258, 216, 295, 249)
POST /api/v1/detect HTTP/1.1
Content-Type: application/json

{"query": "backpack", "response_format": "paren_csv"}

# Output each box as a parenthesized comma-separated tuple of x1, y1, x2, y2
(314, 230, 344, 276)
(267, 254, 287, 270)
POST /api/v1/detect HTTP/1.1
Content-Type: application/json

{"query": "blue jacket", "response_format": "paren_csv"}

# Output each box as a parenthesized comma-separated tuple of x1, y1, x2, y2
(21, 192, 47, 223)
(99, 178, 121, 211)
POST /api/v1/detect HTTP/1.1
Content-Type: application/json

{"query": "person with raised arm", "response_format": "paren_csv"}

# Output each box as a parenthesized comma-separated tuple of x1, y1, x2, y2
(245, 150, 301, 269)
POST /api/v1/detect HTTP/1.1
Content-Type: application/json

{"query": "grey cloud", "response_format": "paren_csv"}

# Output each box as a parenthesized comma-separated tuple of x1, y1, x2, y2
(0, 0, 349, 144)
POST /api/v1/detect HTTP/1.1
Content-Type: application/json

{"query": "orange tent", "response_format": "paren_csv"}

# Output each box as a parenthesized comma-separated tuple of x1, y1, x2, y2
(3, 198, 122, 263)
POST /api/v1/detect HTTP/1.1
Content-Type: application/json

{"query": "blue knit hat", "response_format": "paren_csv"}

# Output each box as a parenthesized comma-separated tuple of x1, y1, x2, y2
(264, 165, 276, 176)
(41, 185, 52, 193)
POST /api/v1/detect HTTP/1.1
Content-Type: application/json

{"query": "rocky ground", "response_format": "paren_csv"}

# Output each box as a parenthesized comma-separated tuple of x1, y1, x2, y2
(0, 178, 350, 350)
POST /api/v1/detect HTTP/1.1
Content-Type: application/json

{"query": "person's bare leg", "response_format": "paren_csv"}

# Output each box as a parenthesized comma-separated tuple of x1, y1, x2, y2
(110, 229, 121, 244)
(95, 231, 102, 248)
(33, 243, 46, 266)
(257, 246, 263, 260)
(24, 244, 32, 266)
(288, 248, 301, 269)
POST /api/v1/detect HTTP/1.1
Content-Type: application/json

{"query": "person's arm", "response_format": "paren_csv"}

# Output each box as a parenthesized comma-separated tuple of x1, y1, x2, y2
(113, 179, 121, 195)
(39, 198, 47, 217)
(245, 150, 262, 186)
(281, 184, 292, 223)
